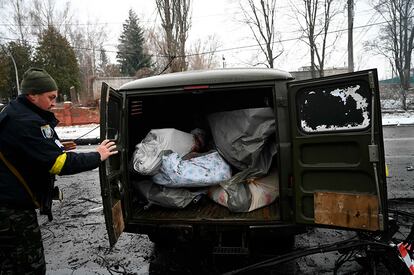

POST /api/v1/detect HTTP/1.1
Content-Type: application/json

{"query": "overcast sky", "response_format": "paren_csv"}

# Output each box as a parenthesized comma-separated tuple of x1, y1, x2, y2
(3, 0, 392, 79)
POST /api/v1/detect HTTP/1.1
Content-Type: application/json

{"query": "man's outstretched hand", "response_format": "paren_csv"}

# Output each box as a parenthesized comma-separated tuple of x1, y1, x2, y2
(96, 139, 118, 161)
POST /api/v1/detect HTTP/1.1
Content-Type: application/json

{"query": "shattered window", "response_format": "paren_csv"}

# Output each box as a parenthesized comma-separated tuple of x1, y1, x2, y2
(297, 82, 371, 133)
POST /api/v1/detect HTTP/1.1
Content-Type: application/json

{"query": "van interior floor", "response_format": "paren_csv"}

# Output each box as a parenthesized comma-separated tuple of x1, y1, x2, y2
(131, 199, 280, 224)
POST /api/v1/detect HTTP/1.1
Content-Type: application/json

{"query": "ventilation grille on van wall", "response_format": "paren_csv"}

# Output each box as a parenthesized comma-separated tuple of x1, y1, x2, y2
(130, 100, 143, 117)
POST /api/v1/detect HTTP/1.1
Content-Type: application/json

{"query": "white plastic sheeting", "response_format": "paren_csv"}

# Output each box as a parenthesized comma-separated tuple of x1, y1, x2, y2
(152, 151, 232, 188)
(208, 167, 279, 212)
(132, 128, 195, 175)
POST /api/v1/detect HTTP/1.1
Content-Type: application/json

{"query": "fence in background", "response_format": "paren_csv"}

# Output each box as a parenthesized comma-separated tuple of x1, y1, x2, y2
(52, 102, 99, 126)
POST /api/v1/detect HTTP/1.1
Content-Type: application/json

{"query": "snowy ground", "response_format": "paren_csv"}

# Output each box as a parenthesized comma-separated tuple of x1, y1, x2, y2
(55, 111, 414, 141)
(55, 124, 100, 141)
(381, 111, 414, 126)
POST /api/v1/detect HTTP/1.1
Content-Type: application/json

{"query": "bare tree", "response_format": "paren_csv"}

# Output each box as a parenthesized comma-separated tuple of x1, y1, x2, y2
(347, 0, 354, 72)
(240, 0, 283, 68)
(146, 26, 219, 73)
(0, 0, 74, 45)
(188, 35, 221, 70)
(29, 0, 74, 37)
(155, 0, 191, 73)
(145, 26, 169, 74)
(0, 0, 31, 43)
(291, 0, 343, 77)
(68, 19, 108, 103)
(366, 0, 414, 110)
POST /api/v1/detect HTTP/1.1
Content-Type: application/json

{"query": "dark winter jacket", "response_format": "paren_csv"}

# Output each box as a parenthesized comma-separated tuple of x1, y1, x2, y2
(0, 95, 101, 209)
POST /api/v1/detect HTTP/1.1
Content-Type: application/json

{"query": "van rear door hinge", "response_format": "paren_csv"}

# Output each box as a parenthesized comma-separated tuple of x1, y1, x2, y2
(276, 98, 288, 107)
(368, 71, 376, 90)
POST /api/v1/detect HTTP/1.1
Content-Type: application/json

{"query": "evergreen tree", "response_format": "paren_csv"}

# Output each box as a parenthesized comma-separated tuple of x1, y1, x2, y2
(98, 46, 109, 76)
(117, 9, 152, 76)
(34, 26, 80, 102)
(0, 52, 12, 101)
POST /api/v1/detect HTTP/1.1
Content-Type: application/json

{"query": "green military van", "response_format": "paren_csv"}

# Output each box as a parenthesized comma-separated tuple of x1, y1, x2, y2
(99, 68, 388, 253)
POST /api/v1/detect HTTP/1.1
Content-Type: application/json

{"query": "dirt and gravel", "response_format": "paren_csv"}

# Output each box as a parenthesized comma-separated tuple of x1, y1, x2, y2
(41, 125, 414, 274)
(41, 168, 152, 275)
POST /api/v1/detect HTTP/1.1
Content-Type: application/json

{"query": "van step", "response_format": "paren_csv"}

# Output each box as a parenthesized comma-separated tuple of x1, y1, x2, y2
(212, 246, 249, 255)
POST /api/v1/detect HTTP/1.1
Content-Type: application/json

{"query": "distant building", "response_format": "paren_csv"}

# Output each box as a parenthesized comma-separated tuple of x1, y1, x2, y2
(91, 77, 136, 100)
(290, 66, 349, 81)
(379, 75, 414, 85)
(378, 75, 414, 99)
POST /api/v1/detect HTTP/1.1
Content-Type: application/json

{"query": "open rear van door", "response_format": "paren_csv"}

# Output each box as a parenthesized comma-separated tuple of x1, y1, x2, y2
(99, 82, 125, 246)
(288, 69, 388, 232)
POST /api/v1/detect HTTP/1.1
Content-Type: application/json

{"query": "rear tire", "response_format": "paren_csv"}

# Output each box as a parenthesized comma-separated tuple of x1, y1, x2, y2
(148, 232, 178, 247)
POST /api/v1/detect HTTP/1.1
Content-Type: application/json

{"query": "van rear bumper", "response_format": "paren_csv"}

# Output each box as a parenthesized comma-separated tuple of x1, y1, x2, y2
(125, 222, 306, 243)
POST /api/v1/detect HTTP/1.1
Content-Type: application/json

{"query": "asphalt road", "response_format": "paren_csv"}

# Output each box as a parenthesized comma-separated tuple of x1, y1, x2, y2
(42, 125, 414, 274)
(383, 125, 414, 199)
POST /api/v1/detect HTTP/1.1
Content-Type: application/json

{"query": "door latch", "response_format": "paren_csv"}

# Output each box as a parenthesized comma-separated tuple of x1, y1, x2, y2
(368, 144, 379, 162)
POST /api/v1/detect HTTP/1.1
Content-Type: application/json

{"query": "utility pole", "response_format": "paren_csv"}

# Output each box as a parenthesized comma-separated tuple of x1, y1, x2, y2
(347, 0, 354, 72)
(1, 44, 20, 96)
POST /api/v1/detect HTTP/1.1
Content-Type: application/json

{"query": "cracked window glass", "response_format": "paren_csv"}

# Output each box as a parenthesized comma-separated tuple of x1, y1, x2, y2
(297, 83, 371, 133)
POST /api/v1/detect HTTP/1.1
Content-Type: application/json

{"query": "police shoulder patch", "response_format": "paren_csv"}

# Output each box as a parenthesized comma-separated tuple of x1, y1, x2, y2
(40, 124, 54, 138)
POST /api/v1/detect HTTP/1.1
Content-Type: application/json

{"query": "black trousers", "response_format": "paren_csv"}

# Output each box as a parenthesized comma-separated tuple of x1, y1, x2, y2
(0, 207, 45, 275)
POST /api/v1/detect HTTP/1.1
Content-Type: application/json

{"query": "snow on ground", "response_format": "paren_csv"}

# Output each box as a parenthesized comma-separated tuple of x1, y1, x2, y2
(55, 112, 414, 141)
(381, 111, 414, 126)
(55, 124, 100, 141)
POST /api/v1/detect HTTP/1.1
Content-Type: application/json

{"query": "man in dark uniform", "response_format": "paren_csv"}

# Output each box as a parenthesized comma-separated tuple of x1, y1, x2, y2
(0, 68, 118, 274)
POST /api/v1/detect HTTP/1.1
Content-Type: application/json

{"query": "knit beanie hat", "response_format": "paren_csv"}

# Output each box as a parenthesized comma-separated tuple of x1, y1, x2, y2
(21, 67, 58, 95)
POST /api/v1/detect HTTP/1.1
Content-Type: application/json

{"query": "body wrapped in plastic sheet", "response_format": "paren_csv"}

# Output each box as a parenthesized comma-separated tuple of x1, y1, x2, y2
(132, 128, 195, 175)
(132, 180, 207, 209)
(207, 107, 276, 172)
(207, 107, 278, 212)
(153, 151, 231, 188)
(208, 167, 279, 212)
